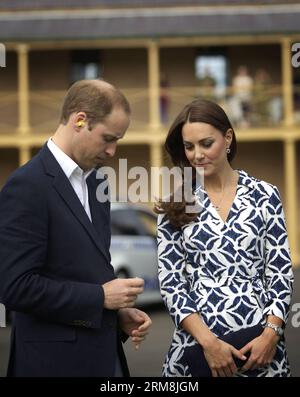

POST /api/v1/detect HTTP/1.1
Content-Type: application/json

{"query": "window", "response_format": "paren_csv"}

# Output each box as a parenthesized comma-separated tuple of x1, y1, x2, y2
(70, 50, 101, 85)
(136, 211, 157, 238)
(195, 50, 228, 100)
(110, 208, 156, 237)
(111, 209, 141, 236)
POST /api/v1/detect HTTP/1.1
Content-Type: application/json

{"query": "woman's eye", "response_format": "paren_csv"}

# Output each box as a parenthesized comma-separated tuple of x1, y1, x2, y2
(184, 144, 193, 150)
(203, 141, 213, 148)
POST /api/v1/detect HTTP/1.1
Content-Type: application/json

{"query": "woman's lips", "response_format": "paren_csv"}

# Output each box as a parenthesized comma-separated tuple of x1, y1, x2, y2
(194, 163, 210, 166)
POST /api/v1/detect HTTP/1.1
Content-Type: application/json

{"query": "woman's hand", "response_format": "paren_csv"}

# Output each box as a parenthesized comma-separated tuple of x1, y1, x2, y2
(203, 338, 247, 377)
(239, 328, 279, 372)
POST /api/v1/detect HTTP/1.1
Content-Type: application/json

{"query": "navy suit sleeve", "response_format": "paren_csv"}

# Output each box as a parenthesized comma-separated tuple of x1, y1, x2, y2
(0, 174, 104, 329)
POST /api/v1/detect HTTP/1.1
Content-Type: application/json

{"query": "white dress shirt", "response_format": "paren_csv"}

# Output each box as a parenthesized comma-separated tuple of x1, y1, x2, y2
(47, 138, 123, 376)
(47, 138, 93, 222)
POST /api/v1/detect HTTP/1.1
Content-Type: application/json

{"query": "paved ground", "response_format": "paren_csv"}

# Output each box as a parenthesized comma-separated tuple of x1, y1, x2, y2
(1, 269, 299, 377)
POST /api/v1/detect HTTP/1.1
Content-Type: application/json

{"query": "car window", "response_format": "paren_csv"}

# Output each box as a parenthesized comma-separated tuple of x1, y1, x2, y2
(136, 211, 157, 238)
(111, 208, 157, 237)
(111, 209, 142, 236)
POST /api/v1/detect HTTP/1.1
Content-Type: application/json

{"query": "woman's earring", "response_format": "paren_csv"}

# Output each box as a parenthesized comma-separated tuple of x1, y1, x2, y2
(226, 147, 231, 154)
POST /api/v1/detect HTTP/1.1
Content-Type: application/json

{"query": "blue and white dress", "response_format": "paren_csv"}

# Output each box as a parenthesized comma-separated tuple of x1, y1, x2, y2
(157, 170, 294, 377)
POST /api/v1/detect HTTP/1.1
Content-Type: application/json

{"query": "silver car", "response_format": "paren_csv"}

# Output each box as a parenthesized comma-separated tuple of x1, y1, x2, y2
(110, 203, 162, 306)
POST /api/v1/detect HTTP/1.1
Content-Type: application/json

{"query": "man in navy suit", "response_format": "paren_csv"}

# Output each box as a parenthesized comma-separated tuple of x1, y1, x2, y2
(0, 79, 151, 377)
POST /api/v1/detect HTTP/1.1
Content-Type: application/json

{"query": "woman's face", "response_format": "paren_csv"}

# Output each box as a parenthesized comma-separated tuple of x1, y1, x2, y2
(182, 121, 232, 176)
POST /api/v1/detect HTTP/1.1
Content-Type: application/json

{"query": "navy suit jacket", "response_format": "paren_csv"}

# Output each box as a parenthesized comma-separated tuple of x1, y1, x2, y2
(0, 144, 129, 377)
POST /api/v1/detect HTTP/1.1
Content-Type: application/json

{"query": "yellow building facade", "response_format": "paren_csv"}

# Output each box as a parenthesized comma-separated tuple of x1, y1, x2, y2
(0, 1, 300, 266)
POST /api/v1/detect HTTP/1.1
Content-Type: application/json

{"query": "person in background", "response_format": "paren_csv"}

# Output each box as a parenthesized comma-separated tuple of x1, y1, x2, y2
(197, 66, 217, 101)
(253, 68, 272, 126)
(232, 65, 253, 128)
(155, 98, 293, 377)
(160, 72, 171, 125)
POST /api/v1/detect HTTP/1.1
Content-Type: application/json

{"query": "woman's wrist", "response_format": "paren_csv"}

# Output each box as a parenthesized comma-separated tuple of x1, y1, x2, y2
(261, 327, 280, 343)
(198, 333, 218, 349)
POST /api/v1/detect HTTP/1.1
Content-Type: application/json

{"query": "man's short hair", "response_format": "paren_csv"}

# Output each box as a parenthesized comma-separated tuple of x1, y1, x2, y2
(60, 79, 131, 129)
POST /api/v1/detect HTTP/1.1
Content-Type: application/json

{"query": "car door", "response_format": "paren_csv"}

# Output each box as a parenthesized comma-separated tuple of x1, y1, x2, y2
(110, 207, 161, 305)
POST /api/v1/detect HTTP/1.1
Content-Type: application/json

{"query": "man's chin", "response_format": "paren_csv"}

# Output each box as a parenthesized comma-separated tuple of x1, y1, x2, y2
(95, 158, 105, 166)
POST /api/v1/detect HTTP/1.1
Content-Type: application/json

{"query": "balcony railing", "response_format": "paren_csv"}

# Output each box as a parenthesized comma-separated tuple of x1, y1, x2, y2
(1, 84, 299, 135)
(162, 84, 284, 130)
(0, 91, 18, 133)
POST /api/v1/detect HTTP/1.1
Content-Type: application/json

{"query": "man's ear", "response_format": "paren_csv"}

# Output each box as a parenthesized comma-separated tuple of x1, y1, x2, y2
(73, 112, 87, 130)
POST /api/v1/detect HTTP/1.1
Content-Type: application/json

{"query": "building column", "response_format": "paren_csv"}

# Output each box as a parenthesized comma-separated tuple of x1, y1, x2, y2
(150, 141, 163, 168)
(150, 141, 163, 203)
(283, 138, 299, 267)
(19, 146, 31, 166)
(147, 41, 160, 129)
(281, 38, 294, 127)
(17, 44, 30, 135)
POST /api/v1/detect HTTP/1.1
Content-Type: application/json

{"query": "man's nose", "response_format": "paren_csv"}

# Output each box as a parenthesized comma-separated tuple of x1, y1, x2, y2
(105, 143, 117, 157)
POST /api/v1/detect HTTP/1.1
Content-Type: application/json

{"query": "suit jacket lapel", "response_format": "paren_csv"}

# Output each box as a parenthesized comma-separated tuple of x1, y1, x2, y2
(40, 144, 110, 263)
(87, 171, 111, 259)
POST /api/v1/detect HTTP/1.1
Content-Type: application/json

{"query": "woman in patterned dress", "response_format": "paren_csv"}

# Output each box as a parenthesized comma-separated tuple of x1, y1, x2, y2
(156, 99, 294, 377)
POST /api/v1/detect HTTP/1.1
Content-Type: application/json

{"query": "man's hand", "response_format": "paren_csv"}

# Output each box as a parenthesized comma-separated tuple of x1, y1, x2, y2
(118, 308, 152, 350)
(102, 278, 144, 310)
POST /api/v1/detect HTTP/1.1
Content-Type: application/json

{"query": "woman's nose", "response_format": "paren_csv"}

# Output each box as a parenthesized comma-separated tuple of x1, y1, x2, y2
(194, 148, 204, 161)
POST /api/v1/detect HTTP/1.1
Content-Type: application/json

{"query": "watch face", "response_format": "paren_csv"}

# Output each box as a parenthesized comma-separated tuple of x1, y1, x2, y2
(274, 325, 283, 336)
(278, 327, 284, 336)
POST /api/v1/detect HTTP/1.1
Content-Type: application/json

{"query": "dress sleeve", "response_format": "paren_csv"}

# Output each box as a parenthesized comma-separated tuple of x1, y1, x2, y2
(263, 185, 294, 324)
(157, 214, 198, 328)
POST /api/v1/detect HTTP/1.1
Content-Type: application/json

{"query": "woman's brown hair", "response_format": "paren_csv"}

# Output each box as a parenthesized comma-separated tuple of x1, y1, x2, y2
(154, 98, 237, 228)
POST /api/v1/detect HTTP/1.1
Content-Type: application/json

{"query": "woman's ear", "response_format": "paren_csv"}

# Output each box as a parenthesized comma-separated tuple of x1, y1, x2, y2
(225, 128, 233, 147)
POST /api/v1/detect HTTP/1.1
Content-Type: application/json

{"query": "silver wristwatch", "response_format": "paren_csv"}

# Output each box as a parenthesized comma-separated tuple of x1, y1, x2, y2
(264, 322, 284, 337)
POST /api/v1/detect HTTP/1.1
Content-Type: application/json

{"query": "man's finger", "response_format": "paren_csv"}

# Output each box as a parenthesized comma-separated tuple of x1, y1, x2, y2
(126, 294, 137, 302)
(137, 320, 152, 331)
(127, 287, 144, 296)
(132, 328, 148, 334)
(125, 278, 144, 287)
(132, 336, 145, 343)
(132, 331, 148, 339)
(123, 301, 135, 308)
